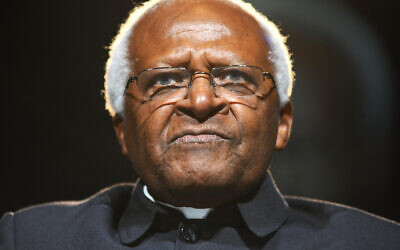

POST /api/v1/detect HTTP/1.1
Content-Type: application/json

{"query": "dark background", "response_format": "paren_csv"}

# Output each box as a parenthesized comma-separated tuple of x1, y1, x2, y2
(1, 0, 399, 222)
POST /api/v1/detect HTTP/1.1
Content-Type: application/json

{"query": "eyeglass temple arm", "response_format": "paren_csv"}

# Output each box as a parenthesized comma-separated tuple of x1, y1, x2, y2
(263, 72, 276, 86)
(124, 76, 137, 95)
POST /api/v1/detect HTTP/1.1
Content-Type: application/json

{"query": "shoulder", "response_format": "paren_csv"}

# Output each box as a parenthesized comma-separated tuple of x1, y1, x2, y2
(0, 183, 135, 249)
(12, 182, 135, 221)
(282, 195, 400, 249)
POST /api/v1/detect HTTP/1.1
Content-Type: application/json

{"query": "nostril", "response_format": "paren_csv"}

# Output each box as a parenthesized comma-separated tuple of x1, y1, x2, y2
(215, 99, 230, 115)
(174, 96, 230, 122)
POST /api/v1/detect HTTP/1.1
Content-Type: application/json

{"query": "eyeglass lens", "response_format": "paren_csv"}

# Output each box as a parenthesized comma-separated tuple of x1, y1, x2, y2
(135, 66, 272, 102)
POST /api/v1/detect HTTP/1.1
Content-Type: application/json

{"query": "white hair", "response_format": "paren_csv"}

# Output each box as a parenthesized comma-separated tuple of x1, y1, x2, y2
(104, 0, 294, 117)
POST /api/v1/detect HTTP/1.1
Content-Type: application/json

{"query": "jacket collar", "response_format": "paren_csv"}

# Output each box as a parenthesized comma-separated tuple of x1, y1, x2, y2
(118, 181, 159, 244)
(118, 171, 288, 244)
(237, 171, 289, 237)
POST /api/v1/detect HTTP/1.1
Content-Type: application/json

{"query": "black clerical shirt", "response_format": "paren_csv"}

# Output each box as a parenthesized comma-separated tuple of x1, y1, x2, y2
(1, 173, 399, 249)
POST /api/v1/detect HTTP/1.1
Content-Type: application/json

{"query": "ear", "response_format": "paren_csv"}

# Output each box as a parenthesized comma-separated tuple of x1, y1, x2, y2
(275, 101, 293, 151)
(113, 114, 128, 156)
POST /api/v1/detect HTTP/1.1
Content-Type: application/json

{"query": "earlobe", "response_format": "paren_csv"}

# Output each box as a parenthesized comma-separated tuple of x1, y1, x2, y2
(275, 101, 293, 151)
(112, 114, 128, 156)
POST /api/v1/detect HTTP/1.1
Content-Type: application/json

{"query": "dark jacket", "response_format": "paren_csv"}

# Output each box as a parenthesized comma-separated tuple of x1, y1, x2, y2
(1, 173, 399, 249)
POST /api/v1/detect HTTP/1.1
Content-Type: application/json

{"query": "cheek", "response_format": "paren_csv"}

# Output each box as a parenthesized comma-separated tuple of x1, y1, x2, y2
(231, 103, 278, 163)
(125, 103, 175, 167)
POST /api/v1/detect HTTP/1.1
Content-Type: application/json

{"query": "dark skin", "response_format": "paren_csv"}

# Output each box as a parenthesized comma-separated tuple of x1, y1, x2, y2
(114, 0, 293, 208)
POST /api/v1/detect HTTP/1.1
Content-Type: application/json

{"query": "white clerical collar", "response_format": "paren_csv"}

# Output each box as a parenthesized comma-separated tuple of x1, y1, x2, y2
(143, 185, 212, 219)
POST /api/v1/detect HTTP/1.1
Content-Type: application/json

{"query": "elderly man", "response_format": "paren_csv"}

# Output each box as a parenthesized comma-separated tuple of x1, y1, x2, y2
(1, 0, 399, 249)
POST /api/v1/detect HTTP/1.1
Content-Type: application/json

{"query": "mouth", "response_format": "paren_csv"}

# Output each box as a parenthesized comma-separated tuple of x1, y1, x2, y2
(170, 129, 231, 145)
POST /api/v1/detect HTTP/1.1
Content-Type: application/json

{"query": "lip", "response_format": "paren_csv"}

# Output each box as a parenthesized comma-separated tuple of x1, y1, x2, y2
(169, 129, 232, 145)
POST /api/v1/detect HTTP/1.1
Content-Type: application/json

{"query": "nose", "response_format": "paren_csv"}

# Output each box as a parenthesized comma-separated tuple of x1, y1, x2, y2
(175, 74, 229, 122)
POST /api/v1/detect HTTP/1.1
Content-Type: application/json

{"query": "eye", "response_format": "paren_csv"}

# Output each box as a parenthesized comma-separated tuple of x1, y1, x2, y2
(145, 72, 187, 98)
(213, 68, 257, 95)
(220, 70, 246, 83)
(150, 73, 180, 86)
(215, 69, 256, 85)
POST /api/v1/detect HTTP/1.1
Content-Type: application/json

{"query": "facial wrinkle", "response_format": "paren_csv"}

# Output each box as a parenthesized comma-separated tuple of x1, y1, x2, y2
(135, 101, 177, 134)
(204, 48, 245, 66)
(154, 47, 191, 68)
(164, 22, 232, 42)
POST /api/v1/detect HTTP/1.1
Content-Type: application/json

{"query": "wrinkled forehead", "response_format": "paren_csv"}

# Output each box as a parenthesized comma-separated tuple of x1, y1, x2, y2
(129, 0, 270, 66)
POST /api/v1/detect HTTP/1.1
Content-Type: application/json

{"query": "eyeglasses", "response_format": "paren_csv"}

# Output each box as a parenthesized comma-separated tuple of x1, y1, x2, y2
(124, 65, 275, 103)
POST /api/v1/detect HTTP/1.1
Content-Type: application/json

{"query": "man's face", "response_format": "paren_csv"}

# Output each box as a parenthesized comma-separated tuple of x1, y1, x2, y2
(114, 0, 292, 207)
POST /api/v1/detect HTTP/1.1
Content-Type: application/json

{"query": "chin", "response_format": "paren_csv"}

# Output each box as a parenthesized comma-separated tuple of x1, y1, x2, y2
(140, 143, 269, 207)
(149, 160, 261, 208)
(163, 149, 242, 184)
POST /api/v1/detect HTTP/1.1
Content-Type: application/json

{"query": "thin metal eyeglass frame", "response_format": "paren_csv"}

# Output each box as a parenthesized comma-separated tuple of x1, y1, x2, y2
(123, 65, 276, 97)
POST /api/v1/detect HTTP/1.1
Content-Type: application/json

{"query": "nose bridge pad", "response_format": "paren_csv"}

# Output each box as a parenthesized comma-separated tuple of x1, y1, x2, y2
(188, 72, 215, 89)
